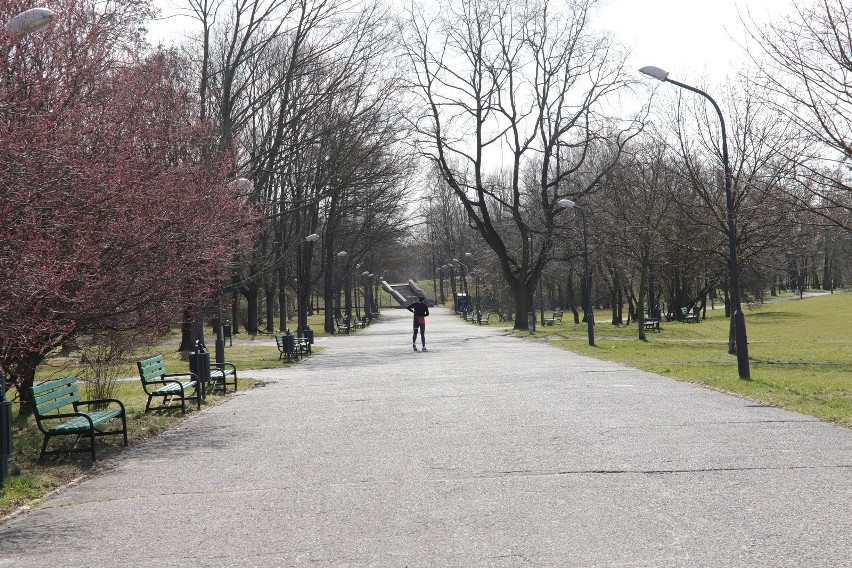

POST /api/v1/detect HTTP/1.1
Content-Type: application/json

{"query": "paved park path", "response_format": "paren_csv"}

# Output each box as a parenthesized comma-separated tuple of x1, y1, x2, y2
(1, 308, 850, 567)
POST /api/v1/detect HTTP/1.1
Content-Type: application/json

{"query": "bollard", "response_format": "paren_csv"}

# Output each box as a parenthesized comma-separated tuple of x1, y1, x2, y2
(1, 375, 12, 485)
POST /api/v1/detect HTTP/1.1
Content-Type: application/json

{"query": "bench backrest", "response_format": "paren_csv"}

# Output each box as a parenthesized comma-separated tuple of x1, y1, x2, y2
(31, 375, 80, 418)
(275, 334, 285, 347)
(137, 355, 167, 384)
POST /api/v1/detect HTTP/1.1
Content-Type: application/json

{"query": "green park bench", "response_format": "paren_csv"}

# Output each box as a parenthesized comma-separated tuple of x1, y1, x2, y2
(31, 375, 127, 461)
(334, 317, 352, 335)
(275, 332, 311, 361)
(680, 307, 700, 323)
(136, 355, 201, 414)
(477, 311, 492, 325)
(208, 361, 238, 394)
(544, 310, 563, 326)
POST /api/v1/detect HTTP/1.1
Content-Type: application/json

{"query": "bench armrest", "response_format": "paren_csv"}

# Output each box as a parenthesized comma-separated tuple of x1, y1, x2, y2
(35, 411, 96, 430)
(75, 398, 126, 412)
(162, 372, 199, 381)
(210, 362, 236, 371)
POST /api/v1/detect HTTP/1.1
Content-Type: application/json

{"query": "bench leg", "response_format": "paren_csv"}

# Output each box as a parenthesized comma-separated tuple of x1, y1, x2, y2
(38, 434, 51, 462)
(89, 429, 97, 460)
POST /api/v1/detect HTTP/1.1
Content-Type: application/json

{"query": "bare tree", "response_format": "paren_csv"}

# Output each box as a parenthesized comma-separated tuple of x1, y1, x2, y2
(747, 0, 852, 231)
(405, 0, 643, 329)
(597, 139, 676, 339)
(659, 80, 794, 353)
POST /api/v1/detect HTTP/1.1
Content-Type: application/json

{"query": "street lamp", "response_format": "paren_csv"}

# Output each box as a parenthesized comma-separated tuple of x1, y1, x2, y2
(296, 233, 320, 338)
(639, 65, 750, 379)
(2, 6, 55, 489)
(452, 256, 470, 311)
(211, 177, 255, 367)
(6, 7, 55, 35)
(361, 271, 373, 320)
(558, 199, 595, 347)
(333, 251, 347, 320)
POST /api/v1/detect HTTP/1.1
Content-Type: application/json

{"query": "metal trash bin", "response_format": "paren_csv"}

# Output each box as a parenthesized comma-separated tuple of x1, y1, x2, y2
(1, 373, 12, 485)
(304, 328, 314, 345)
(454, 293, 469, 313)
(223, 320, 232, 347)
(284, 333, 295, 360)
(188, 345, 211, 400)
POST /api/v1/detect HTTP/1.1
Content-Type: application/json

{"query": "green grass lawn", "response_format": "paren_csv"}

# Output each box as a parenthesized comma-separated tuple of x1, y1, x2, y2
(498, 292, 851, 427)
(0, 311, 379, 517)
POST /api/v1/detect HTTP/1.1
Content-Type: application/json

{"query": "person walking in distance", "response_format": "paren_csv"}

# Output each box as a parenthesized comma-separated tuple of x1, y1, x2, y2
(407, 296, 429, 351)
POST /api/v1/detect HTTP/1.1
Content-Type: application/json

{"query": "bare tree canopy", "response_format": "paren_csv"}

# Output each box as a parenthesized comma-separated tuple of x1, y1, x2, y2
(747, 0, 852, 231)
(404, 0, 644, 329)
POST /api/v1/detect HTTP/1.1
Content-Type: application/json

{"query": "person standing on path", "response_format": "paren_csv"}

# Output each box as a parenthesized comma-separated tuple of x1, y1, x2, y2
(407, 296, 429, 351)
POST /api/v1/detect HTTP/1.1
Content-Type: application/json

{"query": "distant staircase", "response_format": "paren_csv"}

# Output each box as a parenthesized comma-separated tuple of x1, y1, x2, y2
(382, 280, 431, 307)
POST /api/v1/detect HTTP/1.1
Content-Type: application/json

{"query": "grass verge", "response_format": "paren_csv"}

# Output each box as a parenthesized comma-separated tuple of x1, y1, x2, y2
(0, 332, 317, 519)
(497, 292, 851, 427)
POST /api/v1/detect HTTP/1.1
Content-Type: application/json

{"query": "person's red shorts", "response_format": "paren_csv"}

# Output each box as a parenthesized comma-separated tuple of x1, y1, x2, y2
(414, 316, 425, 327)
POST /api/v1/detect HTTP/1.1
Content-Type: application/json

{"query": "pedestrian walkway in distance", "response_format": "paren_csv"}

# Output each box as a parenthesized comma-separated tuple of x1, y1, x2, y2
(1, 308, 850, 566)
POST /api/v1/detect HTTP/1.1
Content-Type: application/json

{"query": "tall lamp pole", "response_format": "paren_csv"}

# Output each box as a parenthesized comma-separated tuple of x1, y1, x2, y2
(452, 257, 470, 311)
(2, 6, 56, 488)
(333, 251, 347, 320)
(639, 65, 750, 379)
(558, 199, 595, 346)
(296, 233, 320, 338)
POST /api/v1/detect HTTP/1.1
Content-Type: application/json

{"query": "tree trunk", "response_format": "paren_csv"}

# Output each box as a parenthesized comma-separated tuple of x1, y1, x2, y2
(512, 281, 531, 330)
(244, 284, 259, 335)
(265, 284, 275, 333)
(637, 262, 648, 341)
(278, 263, 289, 332)
(9, 351, 46, 417)
(177, 306, 202, 353)
(323, 263, 335, 333)
(567, 272, 580, 324)
(231, 287, 240, 334)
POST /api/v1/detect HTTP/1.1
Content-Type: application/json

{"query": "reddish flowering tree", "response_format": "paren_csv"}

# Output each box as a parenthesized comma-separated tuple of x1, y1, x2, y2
(0, 1, 253, 413)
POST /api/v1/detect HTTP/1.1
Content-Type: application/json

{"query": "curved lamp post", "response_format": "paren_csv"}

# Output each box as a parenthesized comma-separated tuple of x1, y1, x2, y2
(296, 233, 320, 338)
(558, 199, 595, 346)
(639, 65, 750, 379)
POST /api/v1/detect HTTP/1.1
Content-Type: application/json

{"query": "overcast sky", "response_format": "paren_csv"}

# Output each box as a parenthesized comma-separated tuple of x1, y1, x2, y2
(595, 0, 796, 83)
(150, 0, 798, 85)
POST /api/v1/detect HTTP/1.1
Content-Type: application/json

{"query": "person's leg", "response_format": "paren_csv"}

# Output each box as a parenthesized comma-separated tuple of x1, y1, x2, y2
(412, 326, 419, 350)
(420, 324, 426, 349)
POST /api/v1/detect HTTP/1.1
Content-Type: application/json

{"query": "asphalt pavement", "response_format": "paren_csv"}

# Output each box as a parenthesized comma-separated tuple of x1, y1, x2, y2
(1, 307, 850, 567)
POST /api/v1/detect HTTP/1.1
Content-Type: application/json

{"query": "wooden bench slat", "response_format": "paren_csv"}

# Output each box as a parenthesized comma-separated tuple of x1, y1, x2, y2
(47, 409, 123, 433)
(34, 393, 82, 415)
(31, 375, 76, 395)
(150, 382, 195, 395)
